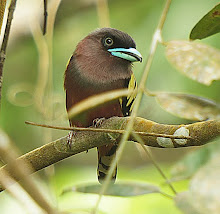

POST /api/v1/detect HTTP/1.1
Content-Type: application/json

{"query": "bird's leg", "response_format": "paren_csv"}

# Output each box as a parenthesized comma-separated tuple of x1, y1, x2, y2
(107, 133, 118, 144)
(67, 131, 89, 153)
(93, 117, 106, 128)
(67, 131, 76, 150)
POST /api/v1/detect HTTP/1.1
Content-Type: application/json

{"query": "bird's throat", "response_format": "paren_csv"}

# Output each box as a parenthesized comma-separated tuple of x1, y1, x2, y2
(75, 55, 132, 86)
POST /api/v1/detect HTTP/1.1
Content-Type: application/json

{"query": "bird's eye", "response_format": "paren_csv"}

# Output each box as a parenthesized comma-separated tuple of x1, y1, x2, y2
(104, 37, 113, 46)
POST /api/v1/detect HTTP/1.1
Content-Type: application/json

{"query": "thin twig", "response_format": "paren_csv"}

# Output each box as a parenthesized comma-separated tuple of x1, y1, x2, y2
(0, 0, 17, 103)
(0, 169, 44, 214)
(160, 191, 174, 199)
(25, 120, 192, 140)
(43, 0, 48, 35)
(132, 132, 177, 195)
(92, 0, 172, 213)
(96, 0, 110, 27)
(139, 0, 172, 94)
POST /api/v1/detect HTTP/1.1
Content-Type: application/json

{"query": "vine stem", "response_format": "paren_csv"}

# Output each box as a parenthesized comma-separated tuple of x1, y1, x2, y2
(43, 0, 48, 35)
(132, 132, 177, 195)
(92, 0, 172, 213)
(0, 0, 6, 33)
(96, 0, 110, 27)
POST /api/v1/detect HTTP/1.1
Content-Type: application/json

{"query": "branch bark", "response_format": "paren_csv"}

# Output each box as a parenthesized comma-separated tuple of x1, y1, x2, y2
(0, 116, 219, 191)
(43, 0, 48, 35)
(0, 0, 6, 33)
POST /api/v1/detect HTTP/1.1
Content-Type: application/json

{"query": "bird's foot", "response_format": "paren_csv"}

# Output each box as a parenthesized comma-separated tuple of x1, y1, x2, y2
(67, 131, 88, 153)
(67, 131, 76, 150)
(93, 117, 105, 128)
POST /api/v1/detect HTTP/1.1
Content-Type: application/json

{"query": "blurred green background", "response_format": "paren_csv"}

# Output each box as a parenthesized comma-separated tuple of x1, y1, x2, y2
(0, 0, 219, 213)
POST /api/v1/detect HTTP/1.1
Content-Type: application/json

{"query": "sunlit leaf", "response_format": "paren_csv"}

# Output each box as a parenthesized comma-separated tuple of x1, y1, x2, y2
(175, 192, 202, 214)
(175, 156, 220, 214)
(190, 157, 220, 213)
(63, 182, 160, 197)
(190, 3, 220, 40)
(171, 147, 211, 180)
(165, 40, 220, 85)
(171, 141, 220, 180)
(156, 92, 220, 121)
(188, 157, 220, 213)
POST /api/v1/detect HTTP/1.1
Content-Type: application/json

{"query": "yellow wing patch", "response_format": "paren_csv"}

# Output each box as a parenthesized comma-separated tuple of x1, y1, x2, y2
(127, 73, 137, 111)
(120, 73, 138, 116)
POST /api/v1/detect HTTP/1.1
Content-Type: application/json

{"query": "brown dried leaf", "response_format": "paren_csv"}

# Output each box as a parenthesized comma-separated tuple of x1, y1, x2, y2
(189, 157, 220, 214)
(175, 156, 220, 214)
(165, 40, 220, 85)
(156, 92, 220, 121)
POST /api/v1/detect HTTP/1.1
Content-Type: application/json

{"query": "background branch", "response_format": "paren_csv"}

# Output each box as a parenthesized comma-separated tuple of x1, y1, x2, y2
(96, 0, 110, 27)
(0, 129, 58, 213)
(43, 0, 48, 35)
(0, 0, 6, 33)
(0, 0, 17, 103)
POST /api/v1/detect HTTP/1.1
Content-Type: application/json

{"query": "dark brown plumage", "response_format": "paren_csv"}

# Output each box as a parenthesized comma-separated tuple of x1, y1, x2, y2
(64, 28, 142, 183)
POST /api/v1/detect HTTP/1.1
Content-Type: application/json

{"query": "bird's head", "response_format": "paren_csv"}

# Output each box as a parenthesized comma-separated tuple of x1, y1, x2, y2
(73, 28, 142, 84)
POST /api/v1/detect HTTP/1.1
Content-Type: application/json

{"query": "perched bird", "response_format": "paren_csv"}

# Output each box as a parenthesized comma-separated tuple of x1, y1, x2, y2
(64, 28, 142, 183)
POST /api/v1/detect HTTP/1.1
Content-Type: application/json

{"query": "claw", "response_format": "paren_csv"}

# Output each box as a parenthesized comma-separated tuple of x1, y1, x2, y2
(67, 131, 75, 149)
(67, 131, 88, 153)
(93, 117, 105, 128)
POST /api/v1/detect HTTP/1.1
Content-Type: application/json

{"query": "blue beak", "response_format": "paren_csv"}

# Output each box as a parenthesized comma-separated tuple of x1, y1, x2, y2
(108, 48, 142, 62)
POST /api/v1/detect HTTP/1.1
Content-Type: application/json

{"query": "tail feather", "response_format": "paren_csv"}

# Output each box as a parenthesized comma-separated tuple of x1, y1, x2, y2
(97, 144, 117, 183)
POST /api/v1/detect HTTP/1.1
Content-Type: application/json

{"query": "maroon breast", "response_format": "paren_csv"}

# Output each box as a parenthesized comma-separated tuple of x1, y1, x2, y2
(65, 77, 124, 127)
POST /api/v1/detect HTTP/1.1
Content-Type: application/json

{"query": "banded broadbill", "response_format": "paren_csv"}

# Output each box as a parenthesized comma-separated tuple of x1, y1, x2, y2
(64, 28, 142, 183)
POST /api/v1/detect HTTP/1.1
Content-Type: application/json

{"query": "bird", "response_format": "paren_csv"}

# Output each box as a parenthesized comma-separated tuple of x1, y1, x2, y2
(64, 28, 142, 183)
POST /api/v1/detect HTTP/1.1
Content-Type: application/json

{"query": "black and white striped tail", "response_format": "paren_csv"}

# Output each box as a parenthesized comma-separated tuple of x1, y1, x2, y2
(97, 144, 117, 183)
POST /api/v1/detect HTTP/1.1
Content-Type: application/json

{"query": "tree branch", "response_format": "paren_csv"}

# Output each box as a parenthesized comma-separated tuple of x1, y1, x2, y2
(43, 0, 48, 35)
(0, 116, 219, 192)
(0, 0, 17, 102)
(0, 0, 6, 33)
(0, 129, 58, 213)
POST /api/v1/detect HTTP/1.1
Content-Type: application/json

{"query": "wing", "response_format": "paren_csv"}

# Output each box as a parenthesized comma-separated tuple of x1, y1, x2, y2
(119, 73, 138, 116)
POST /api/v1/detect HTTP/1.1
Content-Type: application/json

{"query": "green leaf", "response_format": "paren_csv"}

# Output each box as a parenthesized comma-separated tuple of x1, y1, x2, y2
(175, 155, 220, 213)
(192, 157, 220, 212)
(63, 182, 160, 197)
(190, 3, 220, 40)
(171, 146, 211, 180)
(165, 40, 220, 85)
(185, 156, 220, 213)
(156, 92, 220, 121)
(171, 141, 220, 180)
